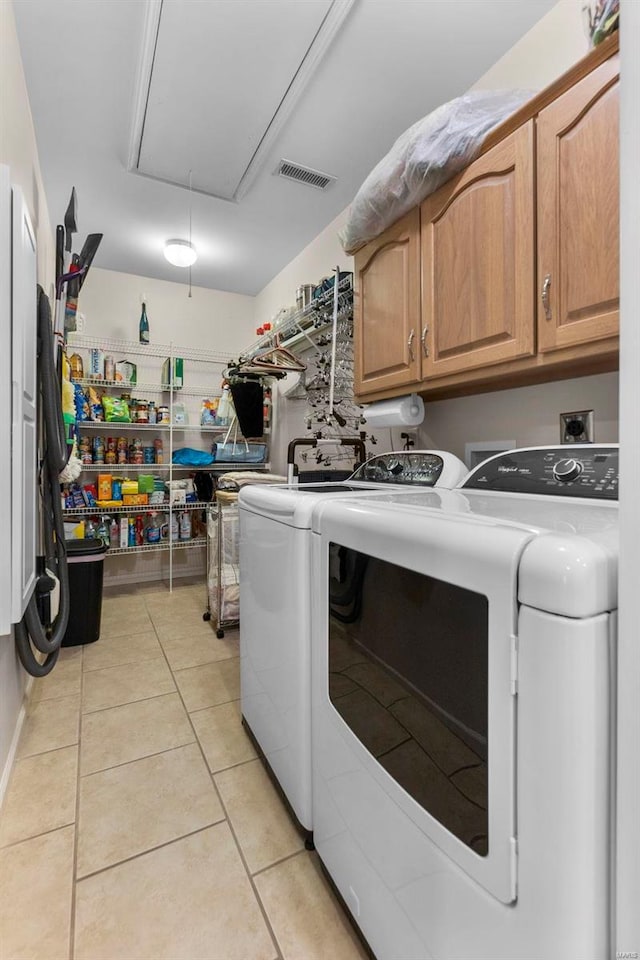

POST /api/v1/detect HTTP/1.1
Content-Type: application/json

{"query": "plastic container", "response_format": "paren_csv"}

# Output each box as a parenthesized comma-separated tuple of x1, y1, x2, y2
(61, 538, 108, 646)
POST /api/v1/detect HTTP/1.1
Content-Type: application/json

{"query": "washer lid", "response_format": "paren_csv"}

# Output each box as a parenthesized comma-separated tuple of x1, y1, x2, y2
(313, 493, 618, 617)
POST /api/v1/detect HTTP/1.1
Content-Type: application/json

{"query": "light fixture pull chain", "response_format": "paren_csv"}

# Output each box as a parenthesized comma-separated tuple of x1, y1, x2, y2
(188, 169, 193, 299)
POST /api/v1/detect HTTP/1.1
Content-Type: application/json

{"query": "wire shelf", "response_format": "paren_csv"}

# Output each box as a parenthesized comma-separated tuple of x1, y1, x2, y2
(67, 335, 235, 364)
(63, 501, 211, 516)
(71, 379, 224, 398)
(77, 422, 230, 433)
(106, 538, 207, 557)
(240, 276, 353, 363)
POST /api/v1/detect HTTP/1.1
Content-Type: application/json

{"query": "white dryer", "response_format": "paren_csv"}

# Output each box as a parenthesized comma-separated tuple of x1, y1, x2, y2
(239, 450, 468, 841)
(310, 445, 618, 960)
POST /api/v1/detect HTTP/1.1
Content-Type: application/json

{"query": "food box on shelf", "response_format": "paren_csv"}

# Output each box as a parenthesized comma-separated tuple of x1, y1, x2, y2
(115, 360, 137, 384)
(123, 493, 149, 506)
(138, 474, 155, 494)
(161, 357, 183, 388)
(121, 480, 139, 496)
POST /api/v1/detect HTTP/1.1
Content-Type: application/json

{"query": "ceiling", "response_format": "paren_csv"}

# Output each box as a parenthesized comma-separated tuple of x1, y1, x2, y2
(15, 0, 556, 296)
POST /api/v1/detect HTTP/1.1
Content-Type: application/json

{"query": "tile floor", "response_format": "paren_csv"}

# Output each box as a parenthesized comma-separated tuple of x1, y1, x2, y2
(0, 581, 368, 960)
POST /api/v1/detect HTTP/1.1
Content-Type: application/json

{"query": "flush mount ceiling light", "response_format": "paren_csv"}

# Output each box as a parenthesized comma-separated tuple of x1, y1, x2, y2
(164, 239, 197, 267)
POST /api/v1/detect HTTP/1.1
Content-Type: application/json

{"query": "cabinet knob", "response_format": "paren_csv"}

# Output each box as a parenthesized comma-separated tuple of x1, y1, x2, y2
(407, 328, 416, 362)
(421, 326, 429, 357)
(542, 274, 552, 321)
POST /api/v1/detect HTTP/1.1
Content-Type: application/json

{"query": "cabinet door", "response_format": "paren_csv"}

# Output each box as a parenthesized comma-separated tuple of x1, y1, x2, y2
(421, 122, 535, 379)
(537, 56, 619, 353)
(354, 208, 421, 396)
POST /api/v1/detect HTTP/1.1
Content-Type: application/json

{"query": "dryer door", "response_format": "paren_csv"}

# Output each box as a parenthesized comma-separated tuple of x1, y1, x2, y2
(312, 501, 535, 904)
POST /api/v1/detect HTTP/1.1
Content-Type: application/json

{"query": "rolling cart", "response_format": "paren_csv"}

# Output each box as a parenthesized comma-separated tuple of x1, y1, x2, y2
(203, 491, 240, 638)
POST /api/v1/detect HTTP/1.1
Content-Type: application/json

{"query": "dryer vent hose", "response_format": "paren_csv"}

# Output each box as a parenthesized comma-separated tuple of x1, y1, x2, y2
(15, 287, 70, 677)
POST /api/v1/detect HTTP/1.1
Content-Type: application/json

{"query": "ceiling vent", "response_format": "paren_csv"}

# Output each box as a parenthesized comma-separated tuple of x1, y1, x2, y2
(276, 159, 336, 191)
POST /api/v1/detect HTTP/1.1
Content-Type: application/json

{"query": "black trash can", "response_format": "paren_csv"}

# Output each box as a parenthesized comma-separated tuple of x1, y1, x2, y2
(62, 538, 108, 646)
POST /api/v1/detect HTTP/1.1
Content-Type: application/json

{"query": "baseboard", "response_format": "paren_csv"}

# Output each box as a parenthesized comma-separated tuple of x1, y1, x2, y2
(0, 675, 33, 811)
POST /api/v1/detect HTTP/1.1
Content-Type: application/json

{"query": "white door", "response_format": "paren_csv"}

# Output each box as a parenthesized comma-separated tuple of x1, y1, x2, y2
(11, 186, 37, 623)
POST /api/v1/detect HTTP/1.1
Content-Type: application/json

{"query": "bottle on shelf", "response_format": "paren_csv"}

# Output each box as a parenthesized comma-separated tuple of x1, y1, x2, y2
(85, 518, 97, 539)
(97, 516, 110, 544)
(109, 517, 119, 548)
(179, 511, 191, 541)
(139, 302, 150, 344)
(135, 515, 145, 546)
(146, 512, 162, 544)
(170, 512, 179, 542)
(128, 517, 136, 547)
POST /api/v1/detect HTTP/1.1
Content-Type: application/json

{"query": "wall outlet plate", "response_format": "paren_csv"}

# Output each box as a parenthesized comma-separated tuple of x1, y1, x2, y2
(560, 410, 594, 444)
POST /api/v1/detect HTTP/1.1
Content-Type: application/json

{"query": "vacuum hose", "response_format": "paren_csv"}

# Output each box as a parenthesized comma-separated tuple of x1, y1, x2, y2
(15, 287, 71, 677)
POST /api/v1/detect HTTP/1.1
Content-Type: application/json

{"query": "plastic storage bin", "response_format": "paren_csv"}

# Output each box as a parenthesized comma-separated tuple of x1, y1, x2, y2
(62, 538, 108, 646)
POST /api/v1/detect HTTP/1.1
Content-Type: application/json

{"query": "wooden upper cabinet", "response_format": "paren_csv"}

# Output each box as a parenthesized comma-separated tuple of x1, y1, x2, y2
(537, 55, 619, 353)
(420, 121, 535, 380)
(354, 208, 421, 395)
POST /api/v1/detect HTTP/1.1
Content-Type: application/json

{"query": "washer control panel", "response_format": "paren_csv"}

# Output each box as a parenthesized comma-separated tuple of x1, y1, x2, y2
(352, 452, 444, 486)
(462, 446, 619, 499)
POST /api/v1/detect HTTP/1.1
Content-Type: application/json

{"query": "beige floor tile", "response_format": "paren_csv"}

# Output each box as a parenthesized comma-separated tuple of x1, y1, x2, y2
(0, 825, 74, 960)
(83, 629, 163, 672)
(82, 657, 175, 714)
(174, 656, 240, 712)
(80, 693, 194, 775)
(0, 746, 78, 847)
(77, 743, 224, 878)
(159, 629, 239, 670)
(30, 656, 82, 702)
(215, 759, 303, 873)
(144, 590, 204, 618)
(191, 700, 256, 772)
(17, 694, 80, 759)
(74, 823, 277, 960)
(100, 599, 154, 639)
(255, 852, 368, 960)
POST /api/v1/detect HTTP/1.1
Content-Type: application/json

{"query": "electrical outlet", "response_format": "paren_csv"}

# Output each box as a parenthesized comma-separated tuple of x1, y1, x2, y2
(560, 409, 594, 444)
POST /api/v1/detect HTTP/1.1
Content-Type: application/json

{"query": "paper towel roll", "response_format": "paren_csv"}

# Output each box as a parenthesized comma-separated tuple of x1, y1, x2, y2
(362, 393, 425, 429)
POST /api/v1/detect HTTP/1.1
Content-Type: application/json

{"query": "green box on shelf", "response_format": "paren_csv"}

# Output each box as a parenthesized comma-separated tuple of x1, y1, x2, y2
(161, 357, 184, 388)
(138, 474, 155, 494)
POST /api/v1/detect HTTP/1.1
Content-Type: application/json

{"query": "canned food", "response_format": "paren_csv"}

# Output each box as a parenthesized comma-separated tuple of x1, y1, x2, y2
(157, 405, 170, 425)
(154, 438, 164, 464)
(143, 446, 155, 464)
(92, 436, 105, 464)
(105, 450, 116, 465)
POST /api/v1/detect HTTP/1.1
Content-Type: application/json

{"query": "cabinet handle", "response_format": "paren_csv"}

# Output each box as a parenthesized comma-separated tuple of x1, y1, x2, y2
(421, 325, 429, 357)
(407, 328, 416, 362)
(542, 274, 552, 321)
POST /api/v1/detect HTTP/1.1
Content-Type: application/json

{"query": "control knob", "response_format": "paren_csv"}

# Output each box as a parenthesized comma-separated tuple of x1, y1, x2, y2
(553, 458, 583, 482)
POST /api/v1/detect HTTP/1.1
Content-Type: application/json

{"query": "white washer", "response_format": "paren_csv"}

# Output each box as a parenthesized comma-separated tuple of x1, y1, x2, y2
(310, 445, 618, 960)
(239, 450, 468, 840)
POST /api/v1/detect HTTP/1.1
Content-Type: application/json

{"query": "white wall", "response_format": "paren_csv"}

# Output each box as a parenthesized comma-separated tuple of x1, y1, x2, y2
(471, 0, 589, 92)
(418, 372, 618, 464)
(0, 0, 53, 800)
(79, 266, 256, 354)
